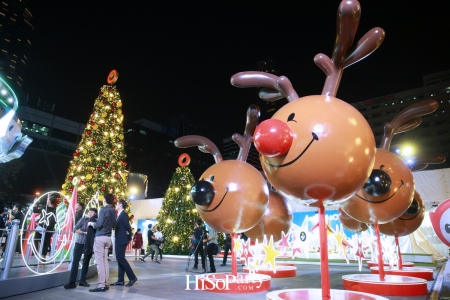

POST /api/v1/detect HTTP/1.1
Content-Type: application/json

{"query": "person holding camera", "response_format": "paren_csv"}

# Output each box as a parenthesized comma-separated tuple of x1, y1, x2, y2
(192, 220, 205, 272)
(204, 223, 218, 273)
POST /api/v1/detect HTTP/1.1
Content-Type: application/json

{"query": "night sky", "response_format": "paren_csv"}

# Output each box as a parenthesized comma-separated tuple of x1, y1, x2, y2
(24, 1, 450, 145)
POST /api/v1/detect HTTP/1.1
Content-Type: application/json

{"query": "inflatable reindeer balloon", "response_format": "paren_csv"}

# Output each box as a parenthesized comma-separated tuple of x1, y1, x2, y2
(231, 1, 384, 206)
(174, 105, 269, 234)
(379, 154, 445, 236)
(246, 189, 293, 242)
(339, 207, 368, 233)
(378, 191, 425, 237)
(340, 100, 438, 224)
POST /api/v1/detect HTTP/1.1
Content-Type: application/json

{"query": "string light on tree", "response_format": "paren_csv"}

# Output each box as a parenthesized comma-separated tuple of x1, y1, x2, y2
(155, 154, 200, 255)
(59, 70, 131, 215)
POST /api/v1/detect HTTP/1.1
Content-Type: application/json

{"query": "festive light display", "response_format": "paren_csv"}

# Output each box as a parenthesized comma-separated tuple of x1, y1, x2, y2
(155, 165, 200, 254)
(59, 71, 130, 214)
(21, 191, 74, 274)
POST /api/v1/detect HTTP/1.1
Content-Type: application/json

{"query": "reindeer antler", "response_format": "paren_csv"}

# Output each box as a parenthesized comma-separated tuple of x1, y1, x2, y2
(232, 105, 260, 161)
(395, 117, 422, 134)
(174, 135, 223, 163)
(314, 0, 385, 97)
(409, 154, 446, 171)
(231, 72, 299, 102)
(380, 100, 438, 150)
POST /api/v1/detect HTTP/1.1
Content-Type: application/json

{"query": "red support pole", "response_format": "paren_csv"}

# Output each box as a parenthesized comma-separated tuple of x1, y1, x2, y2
(374, 223, 385, 280)
(395, 235, 403, 270)
(319, 205, 331, 300)
(232, 233, 238, 276)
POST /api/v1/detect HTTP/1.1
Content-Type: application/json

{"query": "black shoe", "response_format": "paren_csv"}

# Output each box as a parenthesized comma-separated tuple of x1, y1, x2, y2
(111, 281, 124, 286)
(64, 283, 77, 289)
(193, 266, 198, 270)
(105, 285, 109, 290)
(220, 264, 226, 266)
(210, 270, 216, 273)
(78, 281, 90, 287)
(125, 278, 137, 287)
(139, 258, 145, 262)
(154, 260, 161, 264)
(89, 287, 106, 292)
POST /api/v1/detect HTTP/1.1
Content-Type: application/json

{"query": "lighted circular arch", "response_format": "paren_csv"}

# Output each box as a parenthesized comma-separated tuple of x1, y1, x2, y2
(20, 191, 74, 275)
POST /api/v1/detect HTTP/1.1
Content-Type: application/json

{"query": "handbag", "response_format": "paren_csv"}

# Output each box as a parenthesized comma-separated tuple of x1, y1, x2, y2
(140, 248, 145, 255)
(35, 225, 44, 233)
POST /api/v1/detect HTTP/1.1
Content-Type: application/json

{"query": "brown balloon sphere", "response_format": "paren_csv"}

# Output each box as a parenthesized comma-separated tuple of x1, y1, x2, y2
(340, 149, 414, 224)
(259, 95, 376, 206)
(245, 190, 293, 242)
(338, 207, 368, 233)
(379, 191, 425, 237)
(193, 160, 269, 234)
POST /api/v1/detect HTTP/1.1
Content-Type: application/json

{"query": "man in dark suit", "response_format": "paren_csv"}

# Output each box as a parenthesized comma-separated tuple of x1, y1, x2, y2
(111, 200, 137, 287)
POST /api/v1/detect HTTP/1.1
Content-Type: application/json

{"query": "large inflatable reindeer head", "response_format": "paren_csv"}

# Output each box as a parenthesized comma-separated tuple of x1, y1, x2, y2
(175, 105, 269, 233)
(340, 100, 438, 224)
(231, 0, 385, 206)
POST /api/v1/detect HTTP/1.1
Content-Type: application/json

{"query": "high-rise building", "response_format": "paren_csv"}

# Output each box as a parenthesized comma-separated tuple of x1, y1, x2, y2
(0, 0, 33, 100)
(222, 136, 261, 171)
(351, 70, 450, 170)
(167, 114, 214, 180)
(229, 59, 286, 171)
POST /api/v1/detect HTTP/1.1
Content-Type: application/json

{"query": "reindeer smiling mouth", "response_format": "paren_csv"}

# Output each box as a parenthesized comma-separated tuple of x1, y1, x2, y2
(198, 187, 229, 213)
(265, 132, 319, 168)
(355, 180, 404, 204)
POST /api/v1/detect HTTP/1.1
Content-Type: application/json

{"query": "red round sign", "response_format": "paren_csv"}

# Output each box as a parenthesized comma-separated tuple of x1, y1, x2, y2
(178, 153, 191, 167)
(107, 70, 119, 84)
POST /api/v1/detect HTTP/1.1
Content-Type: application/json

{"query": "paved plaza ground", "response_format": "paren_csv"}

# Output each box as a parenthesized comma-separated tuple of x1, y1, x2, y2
(3, 255, 449, 300)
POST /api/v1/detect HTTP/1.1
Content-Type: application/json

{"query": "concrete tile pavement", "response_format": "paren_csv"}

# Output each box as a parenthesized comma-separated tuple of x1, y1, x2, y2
(4, 256, 445, 300)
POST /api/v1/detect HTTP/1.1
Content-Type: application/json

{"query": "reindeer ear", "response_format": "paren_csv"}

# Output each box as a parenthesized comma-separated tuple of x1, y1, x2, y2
(342, 28, 385, 68)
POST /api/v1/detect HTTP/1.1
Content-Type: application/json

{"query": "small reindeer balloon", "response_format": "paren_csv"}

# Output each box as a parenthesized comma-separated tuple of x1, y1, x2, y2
(379, 154, 445, 236)
(174, 105, 269, 234)
(378, 191, 425, 237)
(338, 207, 368, 233)
(245, 189, 293, 242)
(231, 1, 384, 206)
(340, 100, 438, 224)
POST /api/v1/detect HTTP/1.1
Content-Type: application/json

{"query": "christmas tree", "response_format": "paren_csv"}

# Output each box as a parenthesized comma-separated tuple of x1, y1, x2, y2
(156, 155, 200, 255)
(60, 70, 130, 214)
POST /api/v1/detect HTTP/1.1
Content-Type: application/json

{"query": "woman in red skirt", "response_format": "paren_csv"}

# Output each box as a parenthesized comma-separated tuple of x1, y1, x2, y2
(132, 228, 143, 260)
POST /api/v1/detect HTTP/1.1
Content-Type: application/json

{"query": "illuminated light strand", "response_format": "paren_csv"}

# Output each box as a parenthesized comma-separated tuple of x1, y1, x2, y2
(20, 191, 75, 275)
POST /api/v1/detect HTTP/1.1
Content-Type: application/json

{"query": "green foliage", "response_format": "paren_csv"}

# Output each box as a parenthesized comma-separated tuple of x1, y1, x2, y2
(0, 192, 28, 210)
(156, 166, 199, 255)
(0, 159, 24, 190)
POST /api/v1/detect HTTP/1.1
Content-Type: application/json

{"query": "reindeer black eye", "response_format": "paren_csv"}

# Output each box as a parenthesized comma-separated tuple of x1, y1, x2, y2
(287, 113, 296, 122)
(210, 175, 215, 182)
(363, 169, 391, 197)
(403, 199, 419, 216)
(190, 180, 215, 206)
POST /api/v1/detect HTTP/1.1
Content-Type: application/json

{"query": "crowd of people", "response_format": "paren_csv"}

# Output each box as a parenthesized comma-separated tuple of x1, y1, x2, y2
(1, 193, 234, 293)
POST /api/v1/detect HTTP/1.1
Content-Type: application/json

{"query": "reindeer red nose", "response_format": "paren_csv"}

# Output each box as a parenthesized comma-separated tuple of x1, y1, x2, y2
(254, 119, 293, 157)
